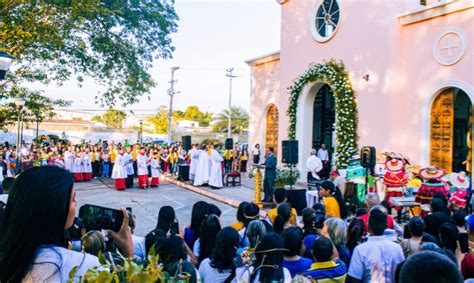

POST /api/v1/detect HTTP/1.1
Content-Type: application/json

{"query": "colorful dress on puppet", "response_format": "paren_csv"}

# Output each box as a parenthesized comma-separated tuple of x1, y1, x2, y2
(448, 172, 470, 210)
(383, 159, 408, 210)
(346, 155, 367, 207)
(415, 167, 449, 205)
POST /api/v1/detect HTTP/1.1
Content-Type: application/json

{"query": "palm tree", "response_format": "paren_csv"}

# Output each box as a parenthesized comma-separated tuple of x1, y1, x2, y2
(212, 106, 249, 133)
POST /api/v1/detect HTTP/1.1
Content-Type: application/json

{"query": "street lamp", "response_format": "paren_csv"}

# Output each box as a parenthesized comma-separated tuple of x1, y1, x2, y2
(14, 98, 25, 164)
(0, 52, 15, 80)
(139, 119, 144, 144)
(168, 66, 180, 144)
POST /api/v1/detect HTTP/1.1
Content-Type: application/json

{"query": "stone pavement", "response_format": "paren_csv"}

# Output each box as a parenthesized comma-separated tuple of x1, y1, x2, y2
(74, 178, 241, 237)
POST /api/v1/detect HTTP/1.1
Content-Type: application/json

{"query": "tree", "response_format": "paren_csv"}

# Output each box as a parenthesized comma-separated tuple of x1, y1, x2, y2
(91, 115, 102, 122)
(182, 106, 213, 127)
(212, 106, 249, 134)
(0, 87, 70, 129)
(147, 105, 171, 134)
(0, 0, 178, 125)
(101, 109, 126, 128)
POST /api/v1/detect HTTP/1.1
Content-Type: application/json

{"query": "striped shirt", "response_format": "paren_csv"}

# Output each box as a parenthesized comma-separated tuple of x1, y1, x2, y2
(303, 259, 347, 283)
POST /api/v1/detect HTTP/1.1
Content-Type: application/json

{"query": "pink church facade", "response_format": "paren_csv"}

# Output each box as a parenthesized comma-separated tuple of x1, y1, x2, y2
(246, 0, 473, 181)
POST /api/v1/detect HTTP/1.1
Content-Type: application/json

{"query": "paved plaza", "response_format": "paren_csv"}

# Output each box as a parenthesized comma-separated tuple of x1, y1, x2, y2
(74, 178, 249, 237)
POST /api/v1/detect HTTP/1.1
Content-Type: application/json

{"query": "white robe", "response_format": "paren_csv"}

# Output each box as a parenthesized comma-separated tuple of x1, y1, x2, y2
(123, 153, 134, 176)
(137, 154, 148, 176)
(193, 150, 210, 186)
(72, 157, 83, 173)
(189, 148, 199, 177)
(64, 151, 74, 172)
(82, 153, 92, 173)
(111, 155, 127, 179)
(209, 149, 223, 188)
(150, 158, 160, 178)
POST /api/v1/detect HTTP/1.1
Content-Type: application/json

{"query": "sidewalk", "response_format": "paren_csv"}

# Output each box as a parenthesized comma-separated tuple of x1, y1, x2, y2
(162, 175, 255, 207)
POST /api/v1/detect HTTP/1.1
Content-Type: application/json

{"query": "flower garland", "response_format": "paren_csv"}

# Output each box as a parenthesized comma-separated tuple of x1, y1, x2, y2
(286, 59, 358, 168)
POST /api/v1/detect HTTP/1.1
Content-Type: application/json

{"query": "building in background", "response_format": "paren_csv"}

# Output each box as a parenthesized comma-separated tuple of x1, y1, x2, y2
(247, 0, 472, 181)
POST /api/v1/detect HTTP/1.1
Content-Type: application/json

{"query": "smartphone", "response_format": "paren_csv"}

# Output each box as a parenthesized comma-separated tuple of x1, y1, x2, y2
(460, 233, 469, 254)
(126, 207, 133, 214)
(169, 222, 179, 235)
(79, 204, 128, 232)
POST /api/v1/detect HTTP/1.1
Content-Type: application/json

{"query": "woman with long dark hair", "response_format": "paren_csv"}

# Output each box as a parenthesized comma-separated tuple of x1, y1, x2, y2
(231, 201, 249, 232)
(0, 166, 132, 282)
(319, 181, 347, 218)
(236, 233, 291, 283)
(195, 214, 222, 265)
(198, 227, 240, 282)
(156, 205, 176, 233)
(184, 201, 210, 249)
(273, 203, 292, 234)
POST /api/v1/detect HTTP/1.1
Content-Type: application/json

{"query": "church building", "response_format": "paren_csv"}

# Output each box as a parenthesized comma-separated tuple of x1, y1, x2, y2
(246, 0, 473, 182)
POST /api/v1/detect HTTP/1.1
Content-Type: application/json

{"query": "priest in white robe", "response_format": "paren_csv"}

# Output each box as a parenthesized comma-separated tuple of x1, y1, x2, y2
(64, 147, 74, 172)
(189, 144, 199, 181)
(193, 144, 210, 186)
(209, 144, 223, 188)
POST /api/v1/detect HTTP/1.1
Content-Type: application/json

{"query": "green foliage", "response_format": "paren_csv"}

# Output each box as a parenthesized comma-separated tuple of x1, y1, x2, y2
(211, 106, 249, 134)
(67, 248, 192, 283)
(91, 115, 102, 122)
(0, 87, 70, 129)
(182, 106, 213, 127)
(0, 0, 178, 120)
(287, 59, 358, 168)
(147, 105, 171, 134)
(101, 109, 126, 128)
(201, 138, 223, 148)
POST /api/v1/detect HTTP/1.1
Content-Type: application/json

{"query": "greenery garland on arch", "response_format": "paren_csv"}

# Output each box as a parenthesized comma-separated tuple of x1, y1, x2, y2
(287, 59, 358, 168)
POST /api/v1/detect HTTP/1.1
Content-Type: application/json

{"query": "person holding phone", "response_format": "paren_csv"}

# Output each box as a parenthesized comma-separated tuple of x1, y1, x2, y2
(0, 166, 134, 282)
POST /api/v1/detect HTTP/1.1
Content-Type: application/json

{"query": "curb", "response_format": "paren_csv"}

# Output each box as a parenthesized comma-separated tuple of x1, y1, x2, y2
(161, 176, 267, 218)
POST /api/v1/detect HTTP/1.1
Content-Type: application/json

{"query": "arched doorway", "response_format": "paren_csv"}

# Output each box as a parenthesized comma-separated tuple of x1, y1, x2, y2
(312, 84, 336, 158)
(265, 104, 279, 156)
(430, 88, 472, 174)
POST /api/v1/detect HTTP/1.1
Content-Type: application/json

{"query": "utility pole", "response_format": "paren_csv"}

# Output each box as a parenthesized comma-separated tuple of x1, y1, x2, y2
(167, 66, 180, 144)
(226, 68, 237, 138)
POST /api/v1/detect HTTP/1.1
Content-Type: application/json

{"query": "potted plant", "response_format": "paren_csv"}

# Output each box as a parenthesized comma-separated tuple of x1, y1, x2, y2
(277, 165, 306, 215)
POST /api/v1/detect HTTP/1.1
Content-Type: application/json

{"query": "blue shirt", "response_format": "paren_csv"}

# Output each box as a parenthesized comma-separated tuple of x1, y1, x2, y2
(283, 257, 313, 277)
(303, 235, 318, 258)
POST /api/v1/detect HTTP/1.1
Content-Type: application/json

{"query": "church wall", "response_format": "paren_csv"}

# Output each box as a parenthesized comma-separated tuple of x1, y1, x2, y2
(398, 8, 473, 166)
(249, 59, 281, 160)
(277, 0, 473, 166)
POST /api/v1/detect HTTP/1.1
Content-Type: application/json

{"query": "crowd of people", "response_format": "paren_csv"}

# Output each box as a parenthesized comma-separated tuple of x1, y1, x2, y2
(0, 163, 473, 282)
(0, 139, 252, 190)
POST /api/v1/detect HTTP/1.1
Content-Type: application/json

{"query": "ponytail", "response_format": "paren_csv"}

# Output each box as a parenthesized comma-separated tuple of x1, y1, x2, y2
(333, 187, 348, 219)
(273, 203, 291, 234)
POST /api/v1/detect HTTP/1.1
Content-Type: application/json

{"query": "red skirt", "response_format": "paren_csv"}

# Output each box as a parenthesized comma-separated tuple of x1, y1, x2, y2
(138, 175, 149, 189)
(163, 162, 168, 173)
(74, 173, 83, 182)
(83, 172, 92, 181)
(151, 177, 160, 187)
(115, 179, 126, 190)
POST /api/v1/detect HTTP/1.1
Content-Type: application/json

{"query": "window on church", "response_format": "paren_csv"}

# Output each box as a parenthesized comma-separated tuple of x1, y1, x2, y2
(312, 0, 340, 42)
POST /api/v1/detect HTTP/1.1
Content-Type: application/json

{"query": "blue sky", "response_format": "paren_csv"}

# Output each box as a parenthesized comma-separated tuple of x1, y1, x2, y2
(36, 0, 281, 115)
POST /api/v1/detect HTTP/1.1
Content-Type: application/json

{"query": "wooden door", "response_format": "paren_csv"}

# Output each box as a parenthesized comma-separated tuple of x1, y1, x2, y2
(265, 104, 279, 156)
(430, 89, 454, 172)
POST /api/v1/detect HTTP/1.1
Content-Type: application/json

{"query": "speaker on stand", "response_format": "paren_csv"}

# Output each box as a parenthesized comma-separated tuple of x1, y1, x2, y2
(225, 138, 234, 150)
(282, 140, 306, 214)
(360, 146, 376, 197)
(181, 136, 192, 151)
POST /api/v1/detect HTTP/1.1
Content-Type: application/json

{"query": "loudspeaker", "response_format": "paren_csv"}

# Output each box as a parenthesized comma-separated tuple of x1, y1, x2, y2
(360, 146, 376, 168)
(225, 138, 233, 150)
(182, 136, 191, 151)
(178, 165, 190, 181)
(282, 140, 298, 164)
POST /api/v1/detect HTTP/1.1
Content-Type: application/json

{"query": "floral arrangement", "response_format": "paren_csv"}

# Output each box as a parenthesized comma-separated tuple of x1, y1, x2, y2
(68, 248, 190, 283)
(287, 59, 358, 168)
(275, 165, 300, 188)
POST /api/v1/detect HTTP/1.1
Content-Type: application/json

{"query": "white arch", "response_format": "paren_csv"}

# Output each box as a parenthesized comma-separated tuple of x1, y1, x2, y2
(420, 80, 473, 185)
(295, 81, 328, 177)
